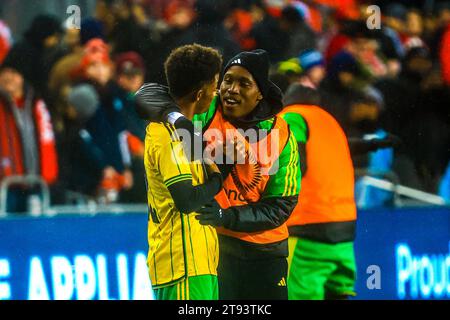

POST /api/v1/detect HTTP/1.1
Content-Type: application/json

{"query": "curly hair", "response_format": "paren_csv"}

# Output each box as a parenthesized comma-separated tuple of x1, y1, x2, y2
(164, 44, 223, 99)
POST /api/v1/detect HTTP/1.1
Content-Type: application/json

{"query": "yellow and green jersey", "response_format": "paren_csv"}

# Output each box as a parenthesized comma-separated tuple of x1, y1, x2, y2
(144, 122, 219, 289)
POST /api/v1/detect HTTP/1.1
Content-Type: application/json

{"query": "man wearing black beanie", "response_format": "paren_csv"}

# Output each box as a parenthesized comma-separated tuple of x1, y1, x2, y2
(218, 49, 283, 126)
(135, 49, 301, 300)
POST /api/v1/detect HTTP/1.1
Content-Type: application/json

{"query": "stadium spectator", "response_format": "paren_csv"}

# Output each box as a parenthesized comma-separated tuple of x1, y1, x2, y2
(409, 66, 450, 192)
(114, 51, 147, 142)
(171, 0, 240, 63)
(48, 18, 105, 135)
(112, 51, 148, 203)
(404, 9, 426, 50)
(67, 38, 134, 201)
(0, 53, 58, 213)
(320, 50, 368, 132)
(224, 0, 261, 51)
(383, 3, 407, 40)
(270, 48, 325, 94)
(94, 0, 120, 38)
(6, 14, 63, 102)
(249, 0, 291, 63)
(363, 5, 404, 78)
(298, 49, 325, 88)
(250, 0, 317, 63)
(375, 46, 433, 189)
(142, 2, 196, 83)
(347, 93, 397, 208)
(270, 57, 303, 93)
(279, 5, 317, 60)
(63, 83, 130, 203)
(107, 0, 154, 56)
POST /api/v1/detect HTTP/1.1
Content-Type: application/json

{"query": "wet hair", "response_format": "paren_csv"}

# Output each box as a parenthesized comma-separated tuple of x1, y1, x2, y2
(164, 44, 223, 99)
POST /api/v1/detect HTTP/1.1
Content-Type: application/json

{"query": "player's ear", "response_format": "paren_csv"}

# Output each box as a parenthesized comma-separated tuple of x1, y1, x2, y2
(256, 90, 263, 103)
(195, 89, 203, 102)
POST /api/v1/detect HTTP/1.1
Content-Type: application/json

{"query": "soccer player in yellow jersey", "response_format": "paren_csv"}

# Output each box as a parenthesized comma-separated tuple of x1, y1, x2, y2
(137, 44, 223, 300)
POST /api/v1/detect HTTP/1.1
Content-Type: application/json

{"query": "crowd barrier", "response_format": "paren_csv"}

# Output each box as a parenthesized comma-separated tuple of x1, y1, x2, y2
(0, 205, 449, 300)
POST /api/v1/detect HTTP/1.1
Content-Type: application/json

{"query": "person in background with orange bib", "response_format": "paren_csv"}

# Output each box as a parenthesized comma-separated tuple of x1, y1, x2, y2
(279, 83, 357, 300)
(279, 83, 399, 300)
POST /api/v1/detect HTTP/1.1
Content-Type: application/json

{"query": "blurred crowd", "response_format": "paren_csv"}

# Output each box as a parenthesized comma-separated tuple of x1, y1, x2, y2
(0, 0, 449, 211)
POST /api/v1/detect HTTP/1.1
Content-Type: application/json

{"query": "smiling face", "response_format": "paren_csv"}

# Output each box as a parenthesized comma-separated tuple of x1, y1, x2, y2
(220, 66, 263, 119)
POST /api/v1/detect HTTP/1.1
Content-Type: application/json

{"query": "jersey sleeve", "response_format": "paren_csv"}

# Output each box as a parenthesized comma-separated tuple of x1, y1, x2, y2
(263, 131, 301, 198)
(280, 112, 308, 144)
(154, 127, 193, 188)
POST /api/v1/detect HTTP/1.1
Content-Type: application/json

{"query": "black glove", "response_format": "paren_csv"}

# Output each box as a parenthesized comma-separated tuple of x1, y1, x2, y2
(134, 83, 180, 122)
(195, 200, 232, 228)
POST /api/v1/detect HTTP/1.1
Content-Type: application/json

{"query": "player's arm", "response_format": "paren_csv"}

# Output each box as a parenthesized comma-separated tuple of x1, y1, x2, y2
(196, 133, 301, 232)
(77, 129, 109, 171)
(157, 136, 222, 214)
(347, 134, 401, 156)
(195, 196, 298, 231)
(168, 175, 221, 214)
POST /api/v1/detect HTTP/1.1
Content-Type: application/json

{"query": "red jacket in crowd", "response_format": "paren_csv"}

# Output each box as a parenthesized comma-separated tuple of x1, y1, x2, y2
(0, 88, 58, 185)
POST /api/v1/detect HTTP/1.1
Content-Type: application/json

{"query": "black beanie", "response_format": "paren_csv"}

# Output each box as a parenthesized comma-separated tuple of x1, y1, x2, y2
(224, 49, 270, 97)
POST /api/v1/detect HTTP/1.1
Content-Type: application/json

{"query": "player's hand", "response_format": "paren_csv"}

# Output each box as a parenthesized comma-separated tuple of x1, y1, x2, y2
(203, 159, 223, 193)
(205, 162, 222, 180)
(371, 134, 402, 150)
(195, 200, 230, 228)
(122, 169, 134, 190)
(203, 138, 225, 164)
(134, 83, 181, 122)
(231, 136, 248, 164)
(102, 166, 118, 180)
(203, 156, 220, 175)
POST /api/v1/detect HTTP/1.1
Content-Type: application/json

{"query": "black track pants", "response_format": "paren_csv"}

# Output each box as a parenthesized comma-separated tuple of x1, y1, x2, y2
(218, 250, 288, 300)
